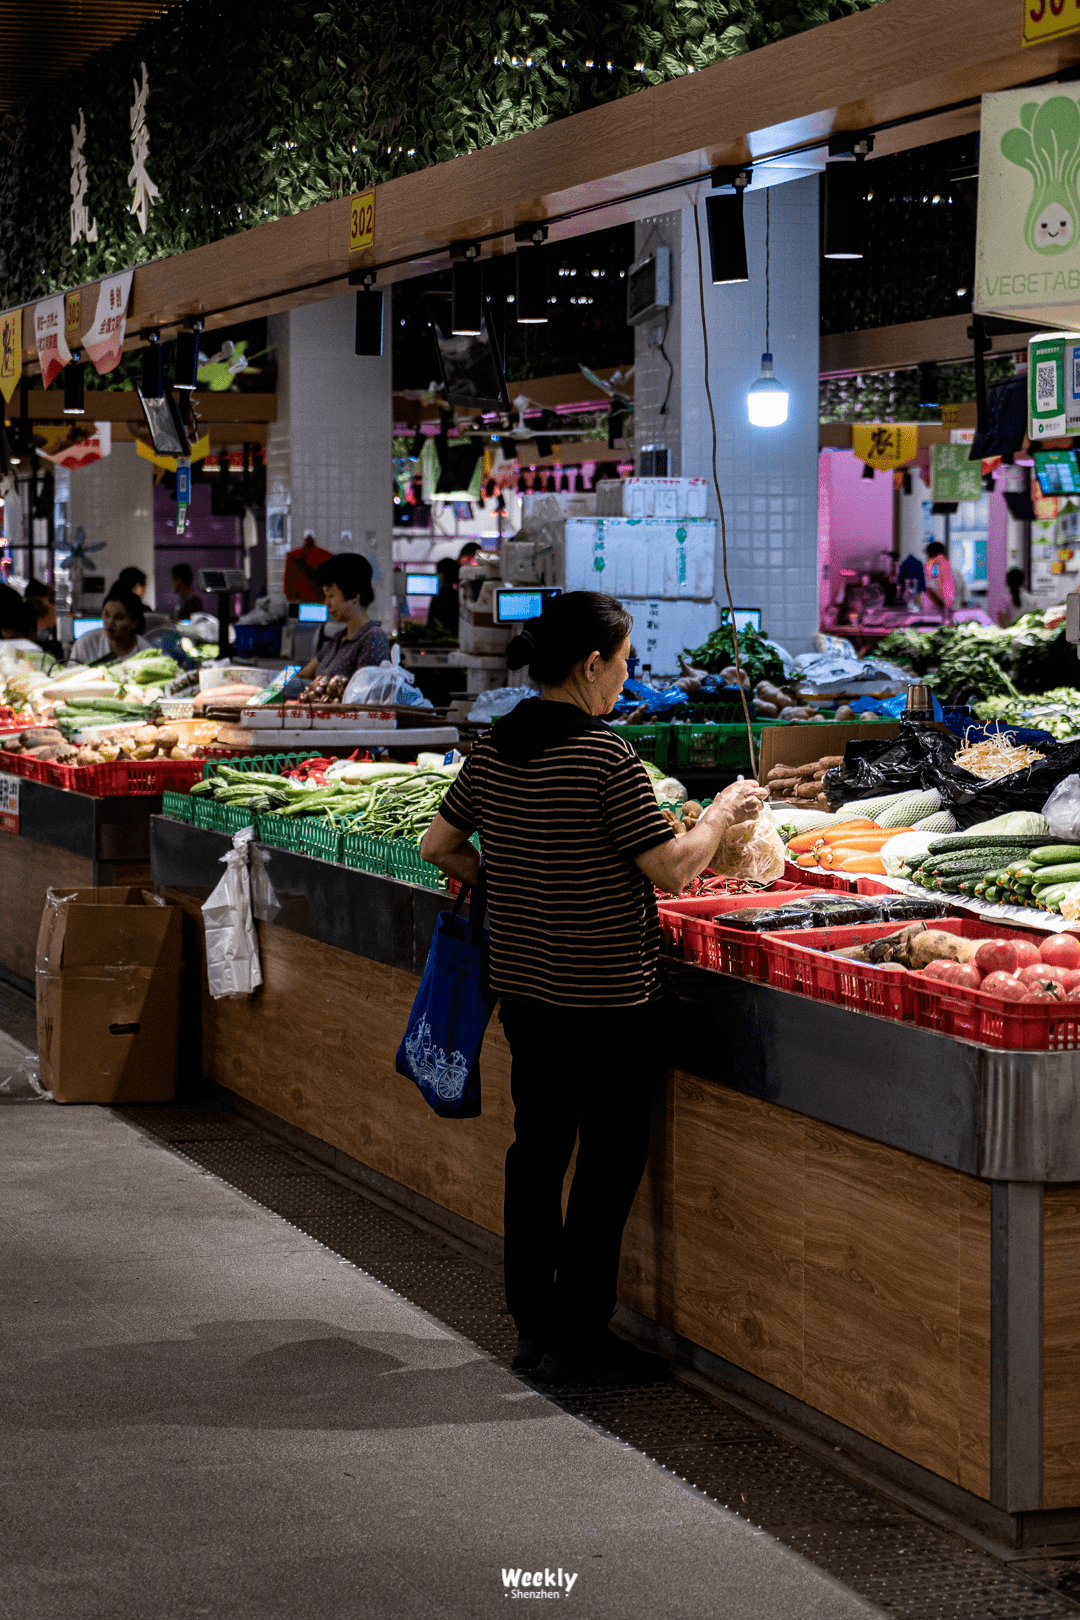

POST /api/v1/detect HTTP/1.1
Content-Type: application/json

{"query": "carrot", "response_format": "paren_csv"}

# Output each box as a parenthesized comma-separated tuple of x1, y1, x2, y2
(795, 853, 819, 868)
(788, 818, 874, 854)
(825, 834, 901, 852)
(836, 854, 887, 874)
(817, 820, 881, 845)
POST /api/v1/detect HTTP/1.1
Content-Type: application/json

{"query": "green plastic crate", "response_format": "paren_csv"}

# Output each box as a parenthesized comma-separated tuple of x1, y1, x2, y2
(670, 722, 783, 770)
(386, 839, 448, 891)
(193, 796, 256, 835)
(202, 749, 321, 780)
(341, 830, 390, 875)
(255, 811, 304, 852)
(297, 818, 344, 864)
(616, 724, 669, 769)
(161, 789, 193, 822)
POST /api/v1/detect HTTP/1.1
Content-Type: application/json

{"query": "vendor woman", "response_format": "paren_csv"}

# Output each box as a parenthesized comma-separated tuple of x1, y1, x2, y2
(297, 553, 391, 684)
(422, 592, 768, 1386)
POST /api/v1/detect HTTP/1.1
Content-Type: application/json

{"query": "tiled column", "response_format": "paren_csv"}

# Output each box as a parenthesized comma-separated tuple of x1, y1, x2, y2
(67, 440, 155, 606)
(635, 178, 820, 655)
(268, 290, 393, 624)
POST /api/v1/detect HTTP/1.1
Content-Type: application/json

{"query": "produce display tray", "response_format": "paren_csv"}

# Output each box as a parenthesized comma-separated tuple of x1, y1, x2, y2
(764, 917, 1080, 1051)
(0, 750, 204, 796)
(657, 884, 813, 979)
(670, 721, 784, 770)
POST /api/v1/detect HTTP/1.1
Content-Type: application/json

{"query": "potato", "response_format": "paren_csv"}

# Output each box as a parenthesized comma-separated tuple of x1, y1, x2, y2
(155, 727, 180, 750)
(682, 800, 703, 828)
(97, 743, 120, 762)
(134, 725, 158, 746)
(755, 700, 778, 717)
(132, 744, 157, 760)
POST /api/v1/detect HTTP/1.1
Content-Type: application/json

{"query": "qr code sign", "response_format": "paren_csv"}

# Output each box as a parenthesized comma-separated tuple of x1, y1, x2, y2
(1036, 359, 1058, 410)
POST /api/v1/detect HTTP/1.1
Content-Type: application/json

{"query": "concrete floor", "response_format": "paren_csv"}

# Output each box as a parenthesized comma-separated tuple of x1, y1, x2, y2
(0, 1060, 884, 1620)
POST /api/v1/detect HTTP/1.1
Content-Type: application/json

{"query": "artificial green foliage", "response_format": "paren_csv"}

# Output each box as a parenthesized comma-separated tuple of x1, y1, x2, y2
(819, 358, 1016, 423)
(0, 0, 888, 310)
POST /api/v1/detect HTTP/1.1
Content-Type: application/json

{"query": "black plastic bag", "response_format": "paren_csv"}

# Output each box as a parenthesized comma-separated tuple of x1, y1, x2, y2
(947, 739, 1080, 827)
(823, 728, 964, 810)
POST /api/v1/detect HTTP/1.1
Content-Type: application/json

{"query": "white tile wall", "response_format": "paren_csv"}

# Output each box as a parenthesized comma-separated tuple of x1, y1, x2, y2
(635, 181, 821, 655)
(67, 441, 156, 606)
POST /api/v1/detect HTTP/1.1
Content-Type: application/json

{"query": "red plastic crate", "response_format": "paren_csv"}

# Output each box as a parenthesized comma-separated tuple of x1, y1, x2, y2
(657, 886, 817, 979)
(765, 916, 1080, 1050)
(782, 860, 863, 892)
(0, 749, 28, 777)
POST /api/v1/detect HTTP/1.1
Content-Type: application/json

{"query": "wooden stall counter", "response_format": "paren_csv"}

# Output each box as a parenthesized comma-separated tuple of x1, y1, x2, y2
(150, 814, 1080, 1554)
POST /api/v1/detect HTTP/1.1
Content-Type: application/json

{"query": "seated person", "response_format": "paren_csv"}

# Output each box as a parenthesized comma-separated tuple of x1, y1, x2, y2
(72, 589, 152, 664)
(426, 557, 460, 636)
(297, 553, 391, 684)
(171, 563, 204, 620)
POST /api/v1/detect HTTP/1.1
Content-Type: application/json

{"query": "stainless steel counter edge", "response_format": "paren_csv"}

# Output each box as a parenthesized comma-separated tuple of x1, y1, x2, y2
(151, 815, 1080, 1183)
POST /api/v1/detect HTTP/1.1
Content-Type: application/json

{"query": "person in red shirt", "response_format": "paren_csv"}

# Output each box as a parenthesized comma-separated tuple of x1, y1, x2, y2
(284, 532, 333, 602)
(923, 541, 955, 619)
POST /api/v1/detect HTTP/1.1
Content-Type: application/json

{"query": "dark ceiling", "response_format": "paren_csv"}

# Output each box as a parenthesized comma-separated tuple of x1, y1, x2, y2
(0, 1, 179, 110)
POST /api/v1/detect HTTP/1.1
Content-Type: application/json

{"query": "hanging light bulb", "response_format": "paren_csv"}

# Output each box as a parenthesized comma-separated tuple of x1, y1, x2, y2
(746, 190, 788, 428)
(747, 354, 789, 427)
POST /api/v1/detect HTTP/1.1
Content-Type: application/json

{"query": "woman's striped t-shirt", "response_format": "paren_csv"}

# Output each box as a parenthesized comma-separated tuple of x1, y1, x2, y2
(440, 709, 674, 1008)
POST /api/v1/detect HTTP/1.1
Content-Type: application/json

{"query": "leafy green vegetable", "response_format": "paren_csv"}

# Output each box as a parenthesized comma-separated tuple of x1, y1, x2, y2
(684, 614, 785, 685)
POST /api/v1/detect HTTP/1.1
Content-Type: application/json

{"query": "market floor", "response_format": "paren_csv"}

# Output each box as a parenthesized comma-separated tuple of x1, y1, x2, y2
(1, 1066, 881, 1620)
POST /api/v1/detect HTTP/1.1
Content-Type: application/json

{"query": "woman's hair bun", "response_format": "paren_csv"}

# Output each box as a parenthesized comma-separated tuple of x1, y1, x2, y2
(505, 625, 538, 672)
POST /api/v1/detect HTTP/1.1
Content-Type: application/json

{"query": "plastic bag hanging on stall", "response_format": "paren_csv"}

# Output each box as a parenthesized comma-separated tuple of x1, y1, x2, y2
(201, 826, 263, 999)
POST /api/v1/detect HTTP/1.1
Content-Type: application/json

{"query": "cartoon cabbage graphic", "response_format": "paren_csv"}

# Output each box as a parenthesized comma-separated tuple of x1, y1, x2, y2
(1001, 97, 1080, 255)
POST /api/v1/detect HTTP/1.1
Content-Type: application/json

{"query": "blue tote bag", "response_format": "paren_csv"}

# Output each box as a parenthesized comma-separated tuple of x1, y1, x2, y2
(396, 876, 497, 1119)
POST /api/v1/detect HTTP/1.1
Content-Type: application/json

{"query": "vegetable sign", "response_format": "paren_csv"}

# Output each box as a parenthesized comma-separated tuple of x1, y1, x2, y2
(976, 86, 1080, 327)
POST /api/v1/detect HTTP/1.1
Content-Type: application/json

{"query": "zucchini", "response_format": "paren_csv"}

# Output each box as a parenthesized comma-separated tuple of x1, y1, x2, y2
(1030, 845, 1080, 866)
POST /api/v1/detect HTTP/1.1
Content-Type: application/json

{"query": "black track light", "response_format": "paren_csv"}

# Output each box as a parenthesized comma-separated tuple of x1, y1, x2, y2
(355, 286, 384, 356)
(983, 470, 996, 493)
(705, 169, 751, 285)
(862, 461, 875, 480)
(901, 470, 913, 496)
(141, 332, 163, 397)
(63, 351, 85, 416)
(918, 362, 939, 409)
(516, 245, 548, 324)
(450, 242, 483, 336)
(173, 320, 203, 390)
(823, 135, 871, 261)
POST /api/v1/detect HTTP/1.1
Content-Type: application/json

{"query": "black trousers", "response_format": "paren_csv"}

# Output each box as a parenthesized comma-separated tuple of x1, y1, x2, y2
(500, 997, 664, 1357)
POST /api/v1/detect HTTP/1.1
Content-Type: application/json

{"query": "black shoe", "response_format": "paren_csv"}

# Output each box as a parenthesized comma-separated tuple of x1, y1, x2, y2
(534, 1337, 672, 1388)
(511, 1336, 546, 1372)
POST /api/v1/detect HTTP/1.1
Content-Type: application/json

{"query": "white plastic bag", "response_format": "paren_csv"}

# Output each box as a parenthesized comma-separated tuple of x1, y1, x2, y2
(202, 827, 263, 999)
(467, 687, 535, 723)
(343, 646, 433, 708)
(711, 804, 786, 885)
(1042, 774, 1080, 842)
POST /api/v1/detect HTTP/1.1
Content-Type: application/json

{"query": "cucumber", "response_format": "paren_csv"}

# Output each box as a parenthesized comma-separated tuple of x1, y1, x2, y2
(1031, 845, 1080, 866)
(1024, 863, 1080, 885)
(984, 886, 1001, 901)
(926, 834, 1060, 856)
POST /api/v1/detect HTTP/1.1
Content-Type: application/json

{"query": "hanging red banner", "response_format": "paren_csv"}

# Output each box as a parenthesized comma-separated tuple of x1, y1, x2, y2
(81, 270, 133, 376)
(34, 294, 71, 389)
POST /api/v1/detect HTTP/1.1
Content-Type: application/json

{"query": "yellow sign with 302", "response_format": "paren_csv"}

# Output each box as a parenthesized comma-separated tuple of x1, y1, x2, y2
(349, 189, 375, 254)
(1023, 0, 1080, 48)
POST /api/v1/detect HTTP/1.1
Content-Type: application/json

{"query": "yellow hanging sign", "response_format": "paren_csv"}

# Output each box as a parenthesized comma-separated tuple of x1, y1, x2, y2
(135, 432, 210, 472)
(0, 308, 22, 404)
(349, 189, 375, 253)
(851, 423, 918, 470)
(1022, 0, 1080, 48)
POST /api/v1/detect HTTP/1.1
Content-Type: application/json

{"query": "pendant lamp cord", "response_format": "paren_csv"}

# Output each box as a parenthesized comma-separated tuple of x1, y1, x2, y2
(765, 187, 770, 355)
(692, 201, 756, 777)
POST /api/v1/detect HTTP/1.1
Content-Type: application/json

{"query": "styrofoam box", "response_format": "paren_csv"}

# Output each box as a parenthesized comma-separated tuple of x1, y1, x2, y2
(564, 517, 715, 600)
(239, 708, 284, 728)
(595, 479, 709, 520)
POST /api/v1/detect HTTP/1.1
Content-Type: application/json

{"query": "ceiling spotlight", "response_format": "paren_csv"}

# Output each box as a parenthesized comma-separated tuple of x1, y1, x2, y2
(705, 168, 750, 285)
(355, 284, 385, 356)
(823, 135, 872, 261)
(141, 332, 163, 397)
(450, 242, 483, 336)
(516, 242, 549, 324)
(63, 351, 85, 416)
(173, 319, 203, 390)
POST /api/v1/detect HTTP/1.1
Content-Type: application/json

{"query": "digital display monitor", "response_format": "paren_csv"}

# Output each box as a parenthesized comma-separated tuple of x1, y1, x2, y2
(424, 293, 512, 414)
(135, 383, 190, 458)
(298, 602, 328, 622)
(73, 617, 103, 638)
(1033, 449, 1080, 496)
(405, 573, 440, 598)
(730, 608, 762, 633)
(493, 586, 562, 624)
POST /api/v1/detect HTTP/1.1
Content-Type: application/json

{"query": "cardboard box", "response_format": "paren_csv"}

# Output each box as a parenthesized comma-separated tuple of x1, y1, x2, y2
(757, 721, 950, 786)
(36, 887, 183, 1105)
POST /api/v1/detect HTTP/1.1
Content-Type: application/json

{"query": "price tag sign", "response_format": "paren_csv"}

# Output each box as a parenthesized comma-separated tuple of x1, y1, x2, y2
(0, 771, 20, 834)
(1023, 0, 1080, 48)
(349, 189, 375, 254)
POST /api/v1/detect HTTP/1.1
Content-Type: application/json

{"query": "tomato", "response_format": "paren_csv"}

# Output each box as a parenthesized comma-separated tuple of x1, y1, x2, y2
(1039, 934, 1080, 971)
(919, 960, 982, 990)
(975, 940, 1021, 977)
(980, 971, 1028, 1002)
(1019, 963, 1070, 987)
(1023, 985, 1064, 1002)
(1062, 969, 1080, 993)
(1013, 940, 1042, 969)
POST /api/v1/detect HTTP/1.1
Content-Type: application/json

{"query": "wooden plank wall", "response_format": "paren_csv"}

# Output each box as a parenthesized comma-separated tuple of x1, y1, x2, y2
(180, 906, 998, 1498)
(1042, 1188, 1080, 1510)
(1, 838, 95, 981)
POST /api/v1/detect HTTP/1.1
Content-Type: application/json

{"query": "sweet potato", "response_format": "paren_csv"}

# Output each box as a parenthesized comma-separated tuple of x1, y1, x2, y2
(907, 930, 980, 968)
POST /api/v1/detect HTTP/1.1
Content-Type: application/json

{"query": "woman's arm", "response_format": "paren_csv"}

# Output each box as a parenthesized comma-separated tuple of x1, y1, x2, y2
(634, 778, 769, 893)
(421, 812, 482, 886)
(298, 656, 318, 680)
